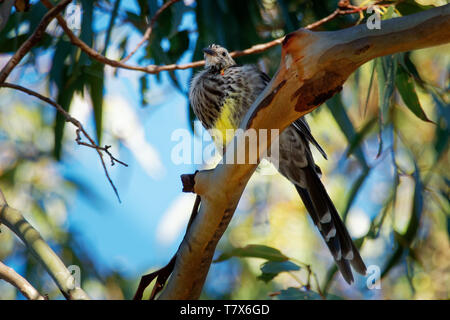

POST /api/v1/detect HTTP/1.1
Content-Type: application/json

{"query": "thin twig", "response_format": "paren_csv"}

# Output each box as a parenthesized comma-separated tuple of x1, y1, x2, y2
(0, 0, 72, 83)
(41, 0, 203, 74)
(290, 258, 325, 298)
(0, 82, 127, 202)
(0, 261, 45, 300)
(121, 0, 181, 63)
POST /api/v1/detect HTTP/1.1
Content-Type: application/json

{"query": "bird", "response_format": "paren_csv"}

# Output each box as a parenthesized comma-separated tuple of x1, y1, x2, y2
(189, 44, 367, 284)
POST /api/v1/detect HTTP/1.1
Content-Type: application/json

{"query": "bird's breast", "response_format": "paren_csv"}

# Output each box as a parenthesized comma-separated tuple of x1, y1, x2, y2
(211, 97, 239, 148)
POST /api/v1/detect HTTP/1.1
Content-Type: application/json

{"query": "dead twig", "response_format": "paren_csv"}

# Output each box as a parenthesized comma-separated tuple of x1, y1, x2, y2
(0, 82, 127, 202)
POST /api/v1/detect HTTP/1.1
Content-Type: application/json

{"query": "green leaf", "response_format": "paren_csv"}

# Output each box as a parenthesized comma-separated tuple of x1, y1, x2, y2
(346, 117, 377, 159)
(79, 0, 94, 66)
(188, 103, 196, 133)
(276, 0, 298, 32)
(382, 4, 395, 20)
(167, 30, 189, 62)
(277, 287, 322, 300)
(380, 244, 404, 279)
(404, 163, 424, 242)
(124, 10, 144, 30)
(342, 166, 371, 222)
(102, 0, 121, 56)
(257, 261, 300, 283)
(0, 11, 19, 39)
(139, 75, 149, 106)
(326, 94, 368, 169)
(49, 39, 73, 89)
(260, 260, 300, 274)
(447, 215, 450, 239)
(214, 245, 289, 263)
(0, 33, 50, 53)
(155, 0, 173, 35)
(53, 62, 85, 159)
(381, 162, 424, 278)
(117, 36, 128, 62)
(28, 2, 47, 37)
(363, 59, 377, 116)
(379, 55, 397, 122)
(54, 76, 76, 159)
(395, 65, 432, 123)
(85, 63, 105, 144)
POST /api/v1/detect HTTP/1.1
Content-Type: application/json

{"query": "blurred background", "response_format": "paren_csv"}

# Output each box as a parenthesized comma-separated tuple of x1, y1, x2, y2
(0, 0, 448, 300)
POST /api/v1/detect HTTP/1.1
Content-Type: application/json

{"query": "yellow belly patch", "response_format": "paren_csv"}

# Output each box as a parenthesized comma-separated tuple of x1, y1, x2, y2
(211, 98, 238, 147)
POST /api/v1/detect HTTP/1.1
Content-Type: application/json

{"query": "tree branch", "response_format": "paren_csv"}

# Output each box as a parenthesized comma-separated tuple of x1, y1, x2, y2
(156, 4, 450, 299)
(120, 0, 181, 63)
(0, 187, 90, 300)
(42, 0, 373, 74)
(0, 82, 127, 202)
(0, 0, 72, 83)
(0, 261, 45, 300)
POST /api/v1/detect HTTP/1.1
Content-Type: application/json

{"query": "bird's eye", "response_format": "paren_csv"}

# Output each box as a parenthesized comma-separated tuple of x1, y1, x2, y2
(222, 52, 226, 57)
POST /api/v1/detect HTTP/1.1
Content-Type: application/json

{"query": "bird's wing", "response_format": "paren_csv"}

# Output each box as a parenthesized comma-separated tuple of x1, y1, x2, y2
(292, 118, 328, 160)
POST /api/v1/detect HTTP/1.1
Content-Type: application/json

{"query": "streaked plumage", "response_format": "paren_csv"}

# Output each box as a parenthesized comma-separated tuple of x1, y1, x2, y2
(189, 44, 366, 284)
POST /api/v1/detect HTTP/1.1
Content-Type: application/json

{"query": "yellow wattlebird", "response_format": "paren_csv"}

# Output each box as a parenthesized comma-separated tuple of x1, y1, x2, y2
(189, 44, 366, 284)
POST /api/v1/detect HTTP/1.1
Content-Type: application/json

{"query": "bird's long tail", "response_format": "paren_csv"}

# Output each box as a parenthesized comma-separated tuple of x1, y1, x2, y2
(295, 165, 367, 284)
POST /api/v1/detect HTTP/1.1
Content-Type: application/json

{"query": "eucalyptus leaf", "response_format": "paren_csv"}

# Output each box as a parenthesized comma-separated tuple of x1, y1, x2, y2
(395, 65, 432, 123)
(431, 92, 449, 162)
(214, 245, 289, 263)
(381, 162, 424, 278)
(277, 287, 322, 300)
(257, 261, 300, 283)
(86, 63, 105, 144)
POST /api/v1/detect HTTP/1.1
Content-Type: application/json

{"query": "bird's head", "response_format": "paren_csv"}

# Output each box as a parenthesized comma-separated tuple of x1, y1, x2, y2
(203, 44, 236, 71)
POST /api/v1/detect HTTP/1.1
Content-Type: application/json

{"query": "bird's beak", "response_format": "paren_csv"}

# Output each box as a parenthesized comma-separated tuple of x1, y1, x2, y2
(203, 48, 216, 56)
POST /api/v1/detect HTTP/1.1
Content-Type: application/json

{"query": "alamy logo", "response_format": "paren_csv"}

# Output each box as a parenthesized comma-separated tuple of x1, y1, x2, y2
(67, 265, 81, 289)
(171, 126, 280, 174)
(366, 265, 381, 289)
